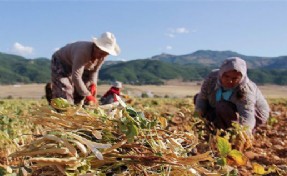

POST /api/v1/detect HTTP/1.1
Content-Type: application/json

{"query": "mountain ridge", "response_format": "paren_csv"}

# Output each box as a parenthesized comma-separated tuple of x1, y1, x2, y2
(150, 50, 282, 69)
(0, 50, 286, 85)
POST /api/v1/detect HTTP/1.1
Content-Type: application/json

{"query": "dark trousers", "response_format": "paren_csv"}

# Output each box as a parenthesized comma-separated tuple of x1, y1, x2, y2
(194, 94, 239, 129)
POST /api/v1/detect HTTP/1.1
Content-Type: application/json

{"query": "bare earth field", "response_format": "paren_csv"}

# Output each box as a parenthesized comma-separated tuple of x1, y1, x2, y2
(0, 82, 286, 99)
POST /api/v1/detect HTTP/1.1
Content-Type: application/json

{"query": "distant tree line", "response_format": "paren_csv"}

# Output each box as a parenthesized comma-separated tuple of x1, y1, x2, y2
(1, 52, 287, 85)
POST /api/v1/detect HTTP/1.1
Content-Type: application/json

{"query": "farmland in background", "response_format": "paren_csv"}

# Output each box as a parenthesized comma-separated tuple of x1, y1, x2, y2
(0, 82, 286, 100)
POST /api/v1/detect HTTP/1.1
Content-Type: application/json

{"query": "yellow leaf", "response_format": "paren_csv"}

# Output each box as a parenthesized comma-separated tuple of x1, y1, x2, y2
(252, 162, 266, 175)
(227, 150, 248, 166)
(158, 116, 168, 129)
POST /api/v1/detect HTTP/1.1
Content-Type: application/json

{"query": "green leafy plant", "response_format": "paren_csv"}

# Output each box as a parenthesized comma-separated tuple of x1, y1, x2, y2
(119, 106, 156, 142)
(216, 136, 247, 167)
(50, 98, 70, 111)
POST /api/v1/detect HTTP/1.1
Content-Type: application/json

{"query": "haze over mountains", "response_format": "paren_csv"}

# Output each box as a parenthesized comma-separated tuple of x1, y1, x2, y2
(0, 50, 286, 85)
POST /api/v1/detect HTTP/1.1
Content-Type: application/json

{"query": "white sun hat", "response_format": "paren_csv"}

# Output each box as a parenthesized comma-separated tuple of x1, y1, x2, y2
(92, 32, 120, 56)
(113, 81, 122, 88)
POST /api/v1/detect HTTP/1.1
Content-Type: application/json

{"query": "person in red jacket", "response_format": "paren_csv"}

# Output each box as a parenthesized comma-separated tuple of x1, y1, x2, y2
(46, 32, 120, 105)
(100, 81, 122, 105)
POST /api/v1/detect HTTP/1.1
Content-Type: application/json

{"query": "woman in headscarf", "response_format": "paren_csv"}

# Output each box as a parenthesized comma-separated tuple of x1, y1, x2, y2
(195, 57, 270, 133)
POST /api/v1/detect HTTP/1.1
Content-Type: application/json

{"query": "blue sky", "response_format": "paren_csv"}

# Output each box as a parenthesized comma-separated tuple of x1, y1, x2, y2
(0, 1, 287, 61)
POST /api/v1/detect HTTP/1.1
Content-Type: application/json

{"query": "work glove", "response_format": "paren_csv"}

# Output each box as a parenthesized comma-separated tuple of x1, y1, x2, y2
(85, 95, 97, 105)
(89, 83, 96, 96)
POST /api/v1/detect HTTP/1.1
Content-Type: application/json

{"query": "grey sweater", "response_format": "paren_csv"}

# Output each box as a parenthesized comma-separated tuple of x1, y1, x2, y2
(195, 58, 270, 131)
(53, 41, 105, 96)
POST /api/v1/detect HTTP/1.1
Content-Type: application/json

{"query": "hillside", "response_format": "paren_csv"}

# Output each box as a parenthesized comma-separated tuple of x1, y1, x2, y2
(151, 50, 287, 69)
(0, 52, 51, 84)
(0, 51, 287, 85)
(99, 59, 212, 84)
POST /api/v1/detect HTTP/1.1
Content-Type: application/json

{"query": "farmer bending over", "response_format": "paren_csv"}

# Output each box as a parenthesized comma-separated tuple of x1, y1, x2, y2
(49, 32, 120, 105)
(194, 57, 270, 134)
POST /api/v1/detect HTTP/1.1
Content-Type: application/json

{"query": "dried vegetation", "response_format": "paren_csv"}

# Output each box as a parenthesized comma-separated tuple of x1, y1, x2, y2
(0, 97, 286, 175)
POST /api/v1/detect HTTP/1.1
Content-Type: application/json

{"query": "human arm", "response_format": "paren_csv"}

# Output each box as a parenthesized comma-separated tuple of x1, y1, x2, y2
(236, 98, 256, 133)
(235, 84, 258, 132)
(71, 63, 97, 105)
(195, 95, 208, 117)
(254, 87, 270, 125)
(87, 58, 105, 95)
(195, 72, 217, 117)
(71, 51, 91, 97)
(72, 64, 97, 105)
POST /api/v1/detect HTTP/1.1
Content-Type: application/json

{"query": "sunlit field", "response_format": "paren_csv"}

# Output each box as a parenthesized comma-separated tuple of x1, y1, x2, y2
(0, 84, 286, 175)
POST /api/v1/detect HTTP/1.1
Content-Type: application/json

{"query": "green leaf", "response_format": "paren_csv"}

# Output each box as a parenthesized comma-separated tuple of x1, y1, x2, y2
(217, 136, 231, 157)
(229, 169, 239, 176)
(216, 157, 227, 166)
(50, 98, 70, 110)
(0, 167, 7, 175)
(126, 106, 137, 118)
(268, 116, 278, 126)
(126, 124, 139, 143)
